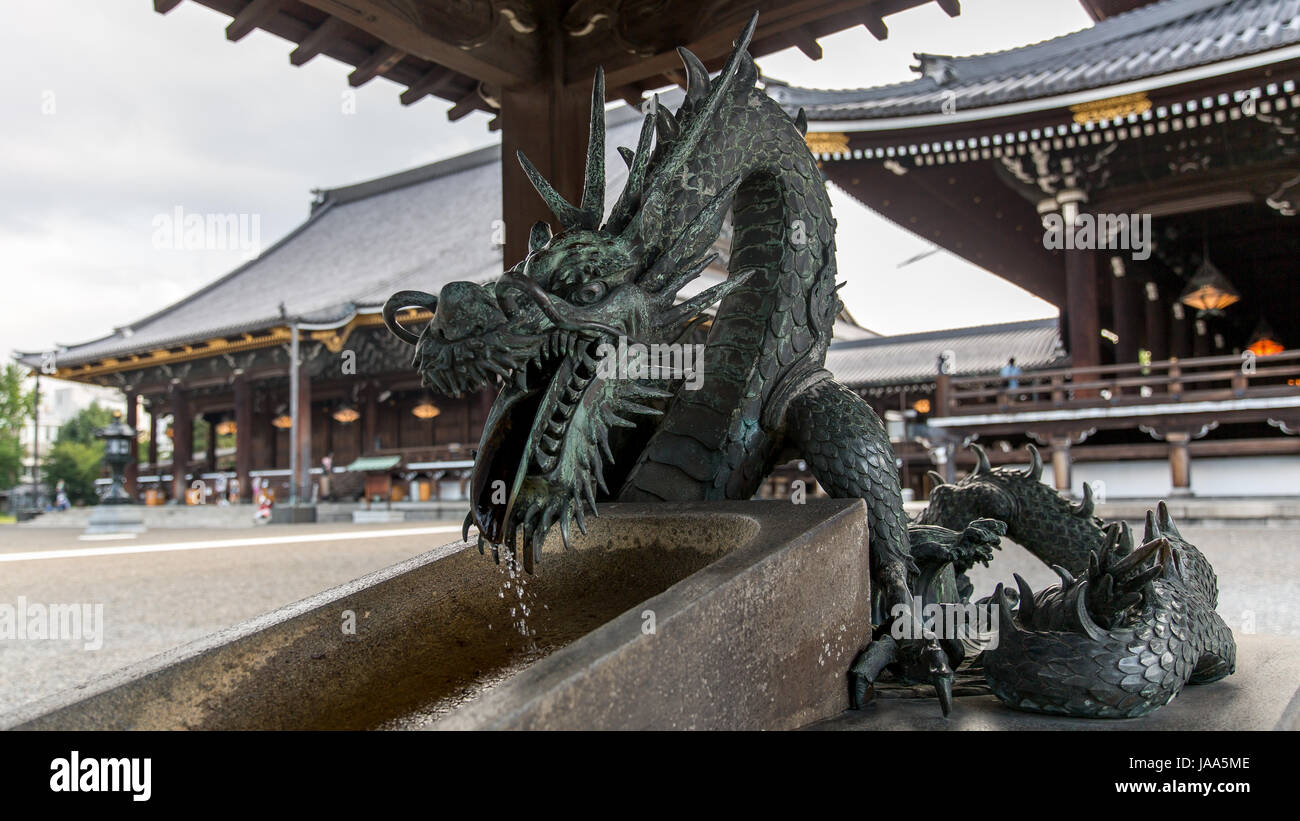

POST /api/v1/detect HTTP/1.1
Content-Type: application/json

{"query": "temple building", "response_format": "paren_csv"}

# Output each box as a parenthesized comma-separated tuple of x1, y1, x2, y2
(770, 0, 1300, 498)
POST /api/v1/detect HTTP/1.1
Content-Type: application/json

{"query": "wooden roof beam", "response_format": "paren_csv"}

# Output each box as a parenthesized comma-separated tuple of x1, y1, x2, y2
(399, 66, 459, 106)
(297, 0, 531, 88)
(154, 0, 184, 13)
(226, 0, 281, 43)
(289, 15, 348, 66)
(447, 88, 489, 122)
(789, 26, 824, 60)
(935, 0, 961, 16)
(860, 11, 889, 41)
(348, 45, 405, 87)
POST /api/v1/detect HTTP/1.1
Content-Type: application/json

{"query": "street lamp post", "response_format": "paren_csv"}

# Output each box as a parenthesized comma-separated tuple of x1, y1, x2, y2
(85, 411, 146, 535)
(97, 411, 136, 505)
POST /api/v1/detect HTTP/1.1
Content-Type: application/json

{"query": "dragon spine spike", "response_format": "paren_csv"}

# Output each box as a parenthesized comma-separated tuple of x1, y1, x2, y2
(969, 442, 991, 475)
(1071, 482, 1095, 517)
(1013, 573, 1036, 623)
(1067, 580, 1110, 642)
(462, 510, 474, 543)
(617, 145, 635, 168)
(677, 46, 711, 105)
(794, 107, 807, 135)
(655, 103, 680, 141)
(1109, 536, 1166, 579)
(625, 11, 758, 242)
(926, 470, 946, 487)
(1051, 563, 1076, 586)
(1157, 500, 1182, 538)
(1144, 508, 1161, 542)
(1023, 444, 1043, 480)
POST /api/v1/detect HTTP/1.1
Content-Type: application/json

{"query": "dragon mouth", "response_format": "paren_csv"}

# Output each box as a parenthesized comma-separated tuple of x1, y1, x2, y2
(471, 330, 602, 545)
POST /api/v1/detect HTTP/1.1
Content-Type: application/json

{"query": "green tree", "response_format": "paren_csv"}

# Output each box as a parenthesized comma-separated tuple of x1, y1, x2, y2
(42, 402, 117, 506)
(0, 364, 35, 490)
(43, 440, 103, 506)
(56, 402, 117, 445)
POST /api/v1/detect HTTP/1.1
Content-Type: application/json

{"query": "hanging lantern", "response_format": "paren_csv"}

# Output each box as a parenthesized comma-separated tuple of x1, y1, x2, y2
(332, 402, 360, 424)
(1179, 256, 1240, 314)
(215, 419, 237, 436)
(1247, 319, 1284, 357)
(412, 397, 441, 420)
(272, 414, 292, 430)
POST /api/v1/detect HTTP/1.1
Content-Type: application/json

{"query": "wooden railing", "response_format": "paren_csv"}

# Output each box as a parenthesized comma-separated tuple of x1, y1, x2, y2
(934, 350, 1300, 416)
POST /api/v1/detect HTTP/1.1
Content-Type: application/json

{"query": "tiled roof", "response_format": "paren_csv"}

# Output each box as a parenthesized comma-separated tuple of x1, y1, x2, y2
(826, 318, 1065, 389)
(767, 0, 1300, 122)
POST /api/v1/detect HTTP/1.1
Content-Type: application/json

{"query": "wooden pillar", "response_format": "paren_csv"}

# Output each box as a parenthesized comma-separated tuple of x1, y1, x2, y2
(205, 414, 218, 473)
(1192, 317, 1211, 358)
(147, 402, 159, 477)
(124, 389, 138, 497)
(1065, 245, 1101, 369)
(296, 367, 313, 502)
(1168, 432, 1192, 494)
(1109, 257, 1139, 365)
(1049, 436, 1072, 492)
(233, 372, 252, 502)
(1143, 280, 1168, 362)
(363, 385, 378, 455)
(170, 383, 191, 503)
(499, 71, 591, 269)
(1169, 302, 1191, 359)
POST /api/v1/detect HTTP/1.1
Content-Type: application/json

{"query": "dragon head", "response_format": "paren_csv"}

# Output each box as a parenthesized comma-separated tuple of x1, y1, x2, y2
(383, 16, 761, 570)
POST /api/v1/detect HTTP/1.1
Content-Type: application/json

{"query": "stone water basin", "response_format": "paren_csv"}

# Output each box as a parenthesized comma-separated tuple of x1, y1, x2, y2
(6, 499, 870, 731)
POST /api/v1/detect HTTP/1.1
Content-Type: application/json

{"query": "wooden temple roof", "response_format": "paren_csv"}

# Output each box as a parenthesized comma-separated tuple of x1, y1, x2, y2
(151, 0, 957, 125)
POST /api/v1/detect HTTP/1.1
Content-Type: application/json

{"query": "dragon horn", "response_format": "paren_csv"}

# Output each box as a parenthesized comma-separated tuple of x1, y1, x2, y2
(926, 470, 946, 487)
(677, 46, 711, 105)
(616, 146, 634, 168)
(577, 67, 607, 229)
(604, 96, 657, 234)
(517, 149, 584, 229)
(1023, 444, 1043, 480)
(969, 442, 991, 475)
(1156, 500, 1182, 538)
(516, 67, 606, 231)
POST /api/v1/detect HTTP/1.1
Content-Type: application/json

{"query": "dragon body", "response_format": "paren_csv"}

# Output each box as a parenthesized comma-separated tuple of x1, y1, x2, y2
(922, 446, 1235, 718)
(383, 14, 1233, 720)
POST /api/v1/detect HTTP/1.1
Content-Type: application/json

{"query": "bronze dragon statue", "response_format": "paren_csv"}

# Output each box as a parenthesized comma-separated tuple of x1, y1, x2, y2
(382, 13, 1233, 720)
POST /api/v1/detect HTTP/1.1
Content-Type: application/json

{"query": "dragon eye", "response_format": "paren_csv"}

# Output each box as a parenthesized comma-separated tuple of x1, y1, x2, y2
(573, 281, 606, 305)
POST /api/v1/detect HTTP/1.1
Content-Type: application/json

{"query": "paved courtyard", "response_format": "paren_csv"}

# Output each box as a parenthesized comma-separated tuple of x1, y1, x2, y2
(0, 519, 1297, 719)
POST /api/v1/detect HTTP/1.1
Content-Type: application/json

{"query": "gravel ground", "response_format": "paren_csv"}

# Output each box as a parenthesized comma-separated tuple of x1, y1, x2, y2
(0, 522, 461, 716)
(1, 519, 1296, 720)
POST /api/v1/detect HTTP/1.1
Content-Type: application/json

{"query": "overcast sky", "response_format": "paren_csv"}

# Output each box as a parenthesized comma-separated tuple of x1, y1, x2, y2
(0, 0, 1093, 362)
